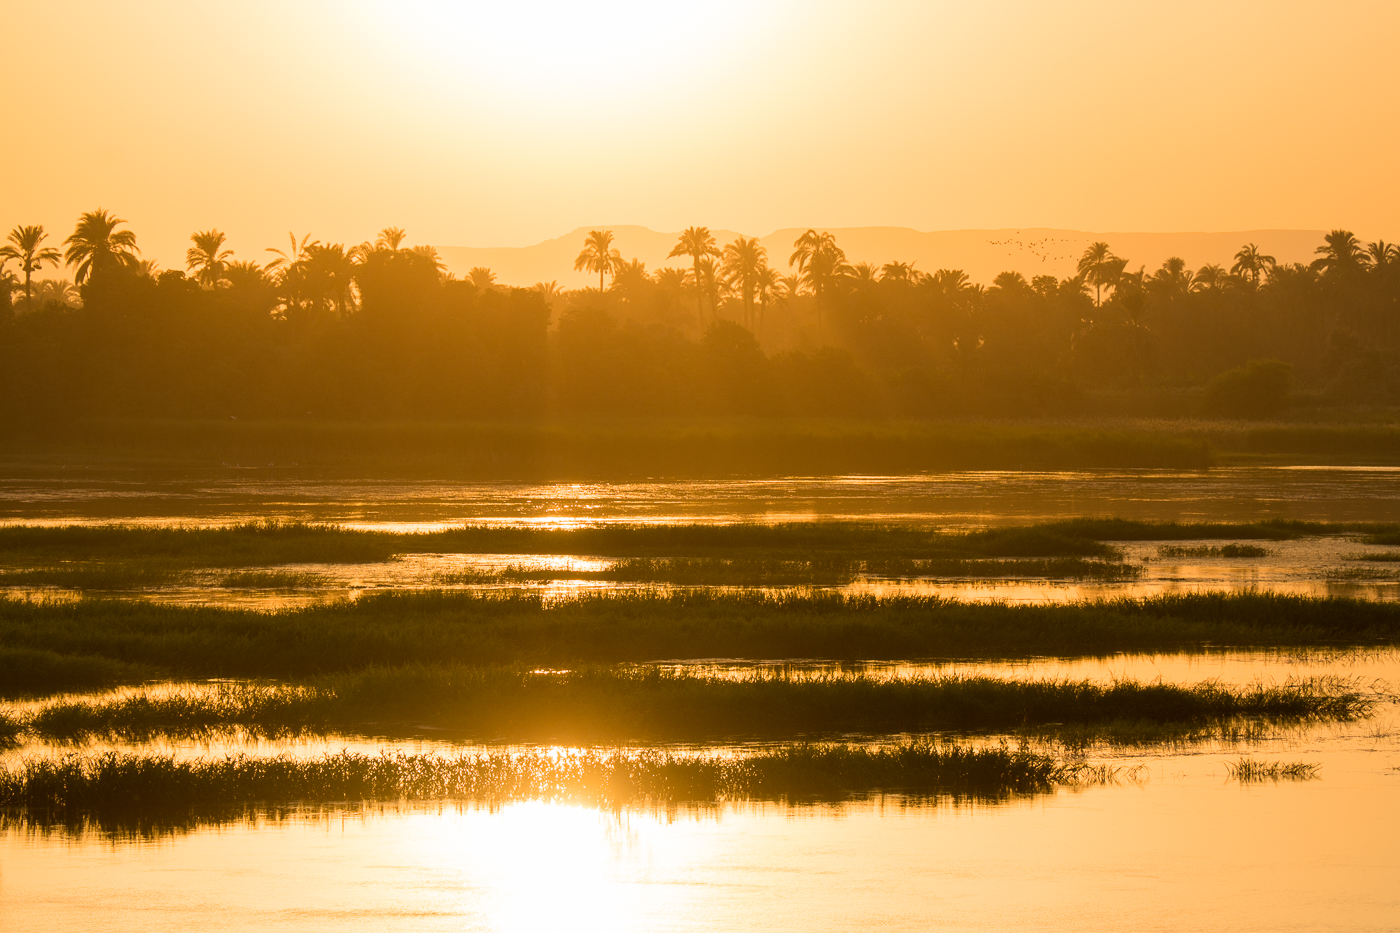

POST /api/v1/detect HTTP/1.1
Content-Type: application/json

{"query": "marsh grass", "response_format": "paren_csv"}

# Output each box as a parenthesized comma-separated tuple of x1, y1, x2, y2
(1155, 544, 1271, 558)
(0, 564, 183, 589)
(1224, 757, 1320, 781)
(0, 742, 1110, 817)
(220, 571, 324, 589)
(1350, 552, 1400, 562)
(8, 670, 1370, 744)
(1323, 567, 1400, 582)
(458, 556, 1143, 586)
(3, 591, 1398, 696)
(0, 647, 160, 701)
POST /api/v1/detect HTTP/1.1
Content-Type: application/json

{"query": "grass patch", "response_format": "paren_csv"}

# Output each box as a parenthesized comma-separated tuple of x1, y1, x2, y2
(473, 556, 1142, 585)
(1323, 567, 1400, 582)
(11, 671, 1366, 744)
(0, 742, 1111, 816)
(220, 571, 324, 589)
(1224, 757, 1320, 782)
(1156, 544, 1271, 558)
(0, 647, 161, 700)
(0, 564, 182, 589)
(1350, 552, 1400, 563)
(1365, 533, 1400, 546)
(2, 591, 1398, 696)
(1044, 518, 1335, 541)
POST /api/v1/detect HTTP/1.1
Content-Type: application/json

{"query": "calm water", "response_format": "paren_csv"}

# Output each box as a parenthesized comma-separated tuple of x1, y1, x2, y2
(5, 467, 1400, 929)
(4, 465, 1400, 528)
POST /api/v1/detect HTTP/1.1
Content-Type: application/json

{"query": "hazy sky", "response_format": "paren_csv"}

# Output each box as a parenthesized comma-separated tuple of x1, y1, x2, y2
(5, 0, 1398, 268)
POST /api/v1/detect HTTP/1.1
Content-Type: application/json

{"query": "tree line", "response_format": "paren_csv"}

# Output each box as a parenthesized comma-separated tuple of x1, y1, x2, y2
(1, 210, 1397, 424)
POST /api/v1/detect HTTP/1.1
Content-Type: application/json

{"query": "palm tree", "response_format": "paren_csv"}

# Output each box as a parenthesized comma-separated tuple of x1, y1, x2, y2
(63, 209, 139, 285)
(1312, 229, 1370, 279)
(186, 229, 234, 288)
(1366, 240, 1399, 270)
(881, 260, 919, 285)
(1231, 243, 1275, 284)
(991, 271, 1030, 292)
(412, 245, 446, 275)
(789, 229, 851, 329)
(1149, 257, 1194, 299)
(533, 280, 563, 305)
(376, 227, 408, 251)
(850, 262, 879, 284)
(265, 233, 317, 319)
(694, 255, 723, 318)
(931, 268, 971, 296)
(265, 232, 315, 270)
(303, 243, 357, 316)
(32, 277, 80, 309)
(1192, 264, 1230, 292)
(468, 266, 496, 288)
(753, 264, 784, 334)
(574, 229, 623, 292)
(668, 226, 721, 320)
(1076, 241, 1118, 306)
(721, 236, 767, 329)
(0, 225, 62, 308)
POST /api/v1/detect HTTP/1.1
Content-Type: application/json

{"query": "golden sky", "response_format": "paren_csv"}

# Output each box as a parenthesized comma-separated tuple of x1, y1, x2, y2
(5, 0, 1398, 269)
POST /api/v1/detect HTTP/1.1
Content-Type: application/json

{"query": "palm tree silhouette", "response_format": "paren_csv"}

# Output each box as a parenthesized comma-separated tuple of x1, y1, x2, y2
(1192, 264, 1230, 292)
(304, 243, 357, 316)
(880, 260, 919, 285)
(376, 227, 408, 251)
(1312, 230, 1370, 279)
(63, 209, 139, 285)
(1149, 257, 1194, 299)
(574, 229, 623, 292)
(1231, 243, 1275, 285)
(0, 225, 62, 308)
(468, 267, 496, 288)
(1367, 240, 1400, 270)
(532, 280, 563, 305)
(1076, 241, 1118, 306)
(789, 229, 851, 330)
(265, 232, 315, 271)
(186, 229, 234, 288)
(721, 236, 767, 329)
(668, 227, 721, 321)
(850, 262, 879, 284)
(753, 264, 783, 334)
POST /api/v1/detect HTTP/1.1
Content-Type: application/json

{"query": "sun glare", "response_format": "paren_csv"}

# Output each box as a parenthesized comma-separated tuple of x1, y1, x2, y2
(373, 0, 769, 110)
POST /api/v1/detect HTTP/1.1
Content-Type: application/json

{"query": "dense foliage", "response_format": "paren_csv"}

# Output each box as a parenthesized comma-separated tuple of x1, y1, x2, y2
(3, 215, 1397, 423)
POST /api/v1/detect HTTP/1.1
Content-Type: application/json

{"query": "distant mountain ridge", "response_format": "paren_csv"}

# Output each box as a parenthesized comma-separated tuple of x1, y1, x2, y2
(433, 225, 1330, 289)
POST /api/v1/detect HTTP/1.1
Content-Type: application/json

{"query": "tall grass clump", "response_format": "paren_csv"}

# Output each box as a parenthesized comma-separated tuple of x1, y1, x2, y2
(2, 591, 1398, 696)
(1224, 758, 1320, 782)
(0, 742, 1100, 813)
(12, 671, 1372, 744)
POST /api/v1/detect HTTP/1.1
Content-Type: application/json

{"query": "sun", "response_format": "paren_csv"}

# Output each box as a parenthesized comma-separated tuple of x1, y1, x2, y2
(365, 0, 773, 110)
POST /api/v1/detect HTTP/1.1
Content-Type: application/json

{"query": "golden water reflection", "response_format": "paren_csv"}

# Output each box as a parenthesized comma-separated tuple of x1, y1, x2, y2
(4, 726, 1398, 932)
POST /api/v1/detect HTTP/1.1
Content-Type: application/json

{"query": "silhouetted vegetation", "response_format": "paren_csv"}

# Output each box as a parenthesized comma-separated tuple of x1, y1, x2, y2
(0, 743, 1108, 819)
(4, 217, 1399, 427)
(2, 591, 1397, 696)
(7, 670, 1366, 745)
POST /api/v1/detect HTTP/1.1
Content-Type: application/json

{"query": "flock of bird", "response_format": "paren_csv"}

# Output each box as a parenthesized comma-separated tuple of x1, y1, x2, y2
(984, 233, 1081, 265)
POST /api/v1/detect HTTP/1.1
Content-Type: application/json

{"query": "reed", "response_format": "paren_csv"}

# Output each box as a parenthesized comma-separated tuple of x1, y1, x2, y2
(0, 742, 1108, 813)
(2, 591, 1397, 697)
(1156, 545, 1270, 558)
(1224, 757, 1320, 781)
(11, 670, 1371, 744)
